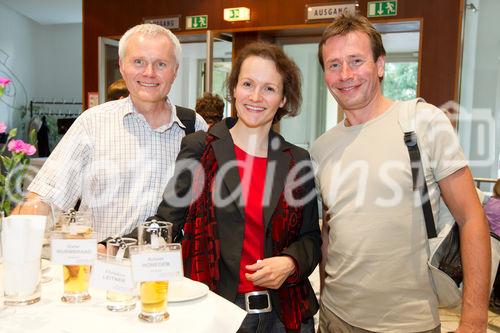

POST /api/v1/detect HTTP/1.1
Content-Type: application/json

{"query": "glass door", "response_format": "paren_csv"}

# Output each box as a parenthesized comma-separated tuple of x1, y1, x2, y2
(280, 42, 325, 149)
(169, 32, 231, 116)
(98, 37, 120, 104)
(205, 31, 232, 117)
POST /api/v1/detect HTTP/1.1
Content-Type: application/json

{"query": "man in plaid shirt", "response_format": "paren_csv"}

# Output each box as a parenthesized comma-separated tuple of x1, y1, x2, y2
(24, 24, 207, 241)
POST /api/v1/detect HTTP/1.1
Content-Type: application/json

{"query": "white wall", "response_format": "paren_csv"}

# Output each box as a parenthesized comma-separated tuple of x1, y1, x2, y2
(32, 23, 82, 101)
(0, 2, 82, 139)
(473, 0, 500, 179)
(0, 1, 35, 130)
(460, 0, 500, 180)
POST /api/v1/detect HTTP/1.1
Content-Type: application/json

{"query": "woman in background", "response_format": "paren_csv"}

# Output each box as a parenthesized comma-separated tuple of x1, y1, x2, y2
(195, 92, 224, 128)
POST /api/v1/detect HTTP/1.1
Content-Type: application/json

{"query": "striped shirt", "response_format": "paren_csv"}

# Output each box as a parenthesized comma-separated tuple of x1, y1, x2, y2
(29, 97, 207, 241)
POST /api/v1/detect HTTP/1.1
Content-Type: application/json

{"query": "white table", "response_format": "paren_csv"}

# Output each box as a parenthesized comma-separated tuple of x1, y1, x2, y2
(0, 264, 246, 333)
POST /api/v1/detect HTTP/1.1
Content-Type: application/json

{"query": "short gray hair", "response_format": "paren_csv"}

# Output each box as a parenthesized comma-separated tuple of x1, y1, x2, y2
(118, 24, 181, 64)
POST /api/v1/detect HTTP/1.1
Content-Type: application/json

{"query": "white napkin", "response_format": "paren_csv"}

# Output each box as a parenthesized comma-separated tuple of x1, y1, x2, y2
(1, 215, 47, 296)
(0, 262, 4, 307)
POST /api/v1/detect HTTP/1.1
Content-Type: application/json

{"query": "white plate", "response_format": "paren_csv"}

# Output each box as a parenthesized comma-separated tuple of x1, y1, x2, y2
(41, 259, 51, 272)
(168, 277, 209, 302)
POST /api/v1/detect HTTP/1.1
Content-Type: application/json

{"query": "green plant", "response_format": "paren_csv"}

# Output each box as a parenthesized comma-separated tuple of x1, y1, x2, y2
(0, 78, 38, 216)
(0, 125, 37, 216)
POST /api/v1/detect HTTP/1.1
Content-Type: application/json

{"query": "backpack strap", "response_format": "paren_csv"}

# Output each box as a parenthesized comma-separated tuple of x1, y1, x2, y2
(176, 106, 196, 135)
(398, 98, 438, 239)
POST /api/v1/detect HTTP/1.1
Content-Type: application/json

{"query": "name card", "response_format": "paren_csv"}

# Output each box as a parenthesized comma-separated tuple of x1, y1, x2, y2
(90, 256, 136, 294)
(51, 238, 97, 265)
(130, 245, 183, 282)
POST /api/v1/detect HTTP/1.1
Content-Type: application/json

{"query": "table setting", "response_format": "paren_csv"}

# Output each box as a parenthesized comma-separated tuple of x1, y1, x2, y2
(0, 207, 246, 333)
(0, 263, 246, 333)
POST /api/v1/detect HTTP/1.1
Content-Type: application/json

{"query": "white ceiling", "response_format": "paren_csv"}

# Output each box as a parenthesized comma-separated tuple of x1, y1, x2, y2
(0, 0, 81, 25)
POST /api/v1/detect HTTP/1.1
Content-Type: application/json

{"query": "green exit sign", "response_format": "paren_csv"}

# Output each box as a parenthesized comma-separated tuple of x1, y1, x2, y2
(368, 1, 397, 17)
(224, 7, 250, 22)
(186, 15, 208, 29)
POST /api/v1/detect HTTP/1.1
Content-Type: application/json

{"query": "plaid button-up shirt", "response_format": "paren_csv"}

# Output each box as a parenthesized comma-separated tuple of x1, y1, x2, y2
(29, 97, 207, 241)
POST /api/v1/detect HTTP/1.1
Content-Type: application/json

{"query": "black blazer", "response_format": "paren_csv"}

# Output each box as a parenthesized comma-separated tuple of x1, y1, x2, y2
(153, 118, 321, 321)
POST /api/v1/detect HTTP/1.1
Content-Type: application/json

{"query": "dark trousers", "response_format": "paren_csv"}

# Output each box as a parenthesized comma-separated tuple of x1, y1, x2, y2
(492, 266, 500, 302)
(235, 294, 315, 333)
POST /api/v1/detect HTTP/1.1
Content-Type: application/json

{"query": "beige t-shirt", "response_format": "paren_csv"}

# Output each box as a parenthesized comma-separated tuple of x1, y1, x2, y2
(310, 100, 467, 332)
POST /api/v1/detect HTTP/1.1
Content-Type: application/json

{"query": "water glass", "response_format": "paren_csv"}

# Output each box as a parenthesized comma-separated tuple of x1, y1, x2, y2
(105, 237, 137, 311)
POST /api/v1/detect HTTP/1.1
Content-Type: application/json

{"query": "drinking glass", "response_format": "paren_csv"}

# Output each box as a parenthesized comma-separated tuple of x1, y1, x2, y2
(139, 280, 169, 322)
(135, 220, 173, 322)
(105, 237, 137, 311)
(57, 210, 93, 303)
(2, 198, 51, 305)
(138, 220, 173, 246)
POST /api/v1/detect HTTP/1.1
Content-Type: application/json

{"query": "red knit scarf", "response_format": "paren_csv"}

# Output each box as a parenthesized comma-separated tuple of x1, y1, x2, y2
(182, 134, 313, 331)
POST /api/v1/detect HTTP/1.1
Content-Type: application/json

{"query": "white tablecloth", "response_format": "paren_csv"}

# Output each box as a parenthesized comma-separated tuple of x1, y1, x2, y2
(0, 264, 246, 333)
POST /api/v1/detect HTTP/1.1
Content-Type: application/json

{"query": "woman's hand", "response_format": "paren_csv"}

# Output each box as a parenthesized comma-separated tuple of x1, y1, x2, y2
(245, 256, 296, 289)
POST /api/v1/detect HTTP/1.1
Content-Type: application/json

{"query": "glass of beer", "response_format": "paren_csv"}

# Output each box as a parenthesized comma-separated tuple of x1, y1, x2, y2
(59, 210, 93, 303)
(105, 237, 137, 311)
(62, 263, 91, 302)
(139, 280, 169, 321)
(135, 220, 173, 322)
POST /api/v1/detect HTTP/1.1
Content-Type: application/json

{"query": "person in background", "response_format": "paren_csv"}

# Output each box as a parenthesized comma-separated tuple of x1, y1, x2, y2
(149, 42, 320, 332)
(311, 13, 490, 333)
(485, 179, 500, 237)
(486, 179, 500, 307)
(107, 78, 129, 101)
(18, 23, 207, 241)
(36, 115, 50, 157)
(195, 92, 224, 128)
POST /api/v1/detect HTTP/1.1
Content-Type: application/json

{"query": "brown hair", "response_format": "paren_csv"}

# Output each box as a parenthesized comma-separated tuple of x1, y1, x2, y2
(195, 92, 224, 125)
(318, 12, 386, 70)
(494, 179, 500, 198)
(226, 41, 302, 123)
(107, 79, 129, 101)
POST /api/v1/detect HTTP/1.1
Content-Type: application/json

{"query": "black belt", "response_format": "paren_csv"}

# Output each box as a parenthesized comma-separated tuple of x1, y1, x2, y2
(243, 290, 272, 314)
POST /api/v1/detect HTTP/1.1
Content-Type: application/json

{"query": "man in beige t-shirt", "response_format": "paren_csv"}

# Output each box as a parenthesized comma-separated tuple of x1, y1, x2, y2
(311, 13, 490, 333)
